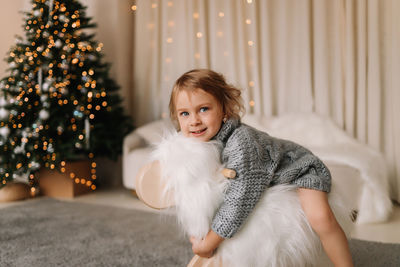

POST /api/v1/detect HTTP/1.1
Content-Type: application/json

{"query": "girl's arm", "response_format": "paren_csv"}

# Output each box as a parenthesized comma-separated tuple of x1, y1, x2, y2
(190, 230, 225, 258)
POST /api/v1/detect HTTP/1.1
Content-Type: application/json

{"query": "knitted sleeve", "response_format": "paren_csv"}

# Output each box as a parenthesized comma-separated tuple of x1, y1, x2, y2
(211, 128, 273, 239)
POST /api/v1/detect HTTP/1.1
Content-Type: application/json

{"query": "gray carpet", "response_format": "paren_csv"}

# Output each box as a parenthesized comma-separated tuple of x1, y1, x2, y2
(0, 198, 399, 267)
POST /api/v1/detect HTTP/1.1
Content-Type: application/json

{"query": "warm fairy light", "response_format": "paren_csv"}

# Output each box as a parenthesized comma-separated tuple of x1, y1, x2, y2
(151, 3, 158, 8)
(249, 100, 255, 107)
(166, 37, 173, 43)
(246, 19, 252, 24)
(131, 5, 137, 11)
(194, 53, 200, 59)
(218, 12, 224, 17)
(193, 12, 199, 19)
(249, 81, 255, 87)
(196, 32, 203, 38)
(247, 0, 253, 3)
(168, 21, 175, 27)
(70, 172, 76, 178)
(167, 1, 173, 7)
(248, 40, 254, 46)
(217, 31, 223, 37)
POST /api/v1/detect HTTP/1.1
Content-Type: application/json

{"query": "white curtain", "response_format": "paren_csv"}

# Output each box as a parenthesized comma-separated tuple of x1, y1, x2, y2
(132, 0, 400, 202)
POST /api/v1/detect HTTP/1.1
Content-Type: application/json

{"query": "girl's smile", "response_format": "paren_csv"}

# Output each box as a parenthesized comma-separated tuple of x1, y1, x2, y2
(175, 89, 224, 142)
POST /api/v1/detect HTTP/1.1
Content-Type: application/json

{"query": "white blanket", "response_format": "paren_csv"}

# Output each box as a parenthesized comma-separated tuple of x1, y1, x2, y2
(242, 113, 392, 224)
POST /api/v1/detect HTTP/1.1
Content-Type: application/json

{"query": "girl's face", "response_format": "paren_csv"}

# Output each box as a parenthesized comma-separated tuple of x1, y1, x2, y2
(175, 88, 224, 142)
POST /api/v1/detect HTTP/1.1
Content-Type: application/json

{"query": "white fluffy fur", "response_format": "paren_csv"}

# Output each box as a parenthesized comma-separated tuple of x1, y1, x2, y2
(153, 131, 353, 267)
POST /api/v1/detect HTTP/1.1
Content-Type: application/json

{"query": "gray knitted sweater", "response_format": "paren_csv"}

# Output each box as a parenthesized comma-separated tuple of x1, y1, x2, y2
(211, 119, 331, 239)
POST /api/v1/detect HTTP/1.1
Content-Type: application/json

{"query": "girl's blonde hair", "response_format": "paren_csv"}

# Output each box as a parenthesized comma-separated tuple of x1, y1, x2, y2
(169, 69, 244, 125)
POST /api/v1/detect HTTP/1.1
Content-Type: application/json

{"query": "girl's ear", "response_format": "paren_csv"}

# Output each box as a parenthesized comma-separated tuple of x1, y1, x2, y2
(223, 116, 227, 123)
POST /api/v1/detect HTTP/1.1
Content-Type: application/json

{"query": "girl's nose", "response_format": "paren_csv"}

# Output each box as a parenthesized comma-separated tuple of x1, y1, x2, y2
(189, 114, 201, 125)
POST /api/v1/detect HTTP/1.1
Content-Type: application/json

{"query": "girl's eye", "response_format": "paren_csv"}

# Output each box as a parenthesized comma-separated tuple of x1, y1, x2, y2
(200, 107, 209, 112)
(180, 111, 189, 117)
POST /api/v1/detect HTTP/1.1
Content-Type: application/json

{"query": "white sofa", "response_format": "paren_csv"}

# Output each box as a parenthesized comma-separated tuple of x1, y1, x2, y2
(123, 113, 392, 224)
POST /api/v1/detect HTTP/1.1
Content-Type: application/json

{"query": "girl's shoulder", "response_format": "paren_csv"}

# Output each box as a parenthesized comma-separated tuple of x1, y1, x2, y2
(227, 122, 305, 152)
(231, 122, 271, 141)
(225, 122, 272, 149)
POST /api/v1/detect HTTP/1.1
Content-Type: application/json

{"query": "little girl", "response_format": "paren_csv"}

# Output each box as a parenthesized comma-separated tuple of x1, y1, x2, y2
(169, 69, 353, 266)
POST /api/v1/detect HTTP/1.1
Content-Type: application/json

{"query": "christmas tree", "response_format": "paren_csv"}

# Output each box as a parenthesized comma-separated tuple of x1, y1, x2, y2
(0, 0, 132, 193)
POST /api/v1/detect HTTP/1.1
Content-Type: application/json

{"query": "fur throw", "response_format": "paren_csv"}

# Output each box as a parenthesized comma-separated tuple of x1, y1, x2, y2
(152, 131, 353, 267)
(242, 113, 392, 224)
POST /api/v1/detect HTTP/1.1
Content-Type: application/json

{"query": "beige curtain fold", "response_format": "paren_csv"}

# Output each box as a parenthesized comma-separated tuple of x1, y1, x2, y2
(132, 0, 399, 200)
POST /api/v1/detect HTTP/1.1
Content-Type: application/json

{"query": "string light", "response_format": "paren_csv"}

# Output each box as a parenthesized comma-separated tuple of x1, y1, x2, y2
(131, 5, 137, 11)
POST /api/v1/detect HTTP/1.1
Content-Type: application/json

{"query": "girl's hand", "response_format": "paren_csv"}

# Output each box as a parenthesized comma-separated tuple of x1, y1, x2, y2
(189, 236, 214, 258)
(189, 231, 225, 258)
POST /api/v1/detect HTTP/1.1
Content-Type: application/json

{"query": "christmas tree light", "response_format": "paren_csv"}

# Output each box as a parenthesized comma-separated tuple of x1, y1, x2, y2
(0, 0, 132, 192)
